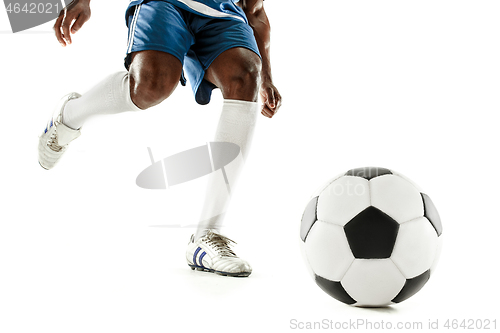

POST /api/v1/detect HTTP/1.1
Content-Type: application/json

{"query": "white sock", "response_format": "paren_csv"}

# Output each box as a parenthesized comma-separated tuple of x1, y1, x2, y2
(195, 99, 259, 239)
(62, 71, 141, 130)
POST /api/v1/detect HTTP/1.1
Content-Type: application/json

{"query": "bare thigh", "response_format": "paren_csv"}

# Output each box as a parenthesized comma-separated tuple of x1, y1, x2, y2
(128, 50, 183, 109)
(204, 47, 262, 102)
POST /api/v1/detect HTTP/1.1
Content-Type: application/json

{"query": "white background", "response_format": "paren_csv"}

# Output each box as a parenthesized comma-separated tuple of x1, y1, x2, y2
(1, 0, 499, 332)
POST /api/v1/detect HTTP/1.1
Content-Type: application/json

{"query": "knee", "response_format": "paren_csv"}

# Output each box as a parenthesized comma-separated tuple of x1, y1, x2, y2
(222, 61, 261, 102)
(129, 69, 179, 110)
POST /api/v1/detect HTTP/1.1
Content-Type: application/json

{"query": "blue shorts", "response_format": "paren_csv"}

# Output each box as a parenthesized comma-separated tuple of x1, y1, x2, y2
(124, 0, 261, 105)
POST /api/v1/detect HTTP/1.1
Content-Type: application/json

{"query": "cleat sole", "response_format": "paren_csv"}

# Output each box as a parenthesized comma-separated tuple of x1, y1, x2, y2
(38, 161, 49, 170)
(188, 264, 250, 277)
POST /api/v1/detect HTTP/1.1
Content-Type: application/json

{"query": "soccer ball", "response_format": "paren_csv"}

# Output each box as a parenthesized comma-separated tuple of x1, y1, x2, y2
(300, 167, 443, 307)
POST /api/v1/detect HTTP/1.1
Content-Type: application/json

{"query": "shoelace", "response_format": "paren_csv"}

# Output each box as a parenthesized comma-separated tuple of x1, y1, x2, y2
(46, 119, 64, 152)
(203, 230, 237, 257)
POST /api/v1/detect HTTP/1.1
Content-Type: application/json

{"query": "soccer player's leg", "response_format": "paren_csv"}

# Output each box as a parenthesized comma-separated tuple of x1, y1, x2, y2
(196, 47, 261, 234)
(38, 53, 182, 170)
(128, 50, 183, 110)
(204, 47, 261, 103)
(38, 1, 190, 170)
(187, 47, 261, 277)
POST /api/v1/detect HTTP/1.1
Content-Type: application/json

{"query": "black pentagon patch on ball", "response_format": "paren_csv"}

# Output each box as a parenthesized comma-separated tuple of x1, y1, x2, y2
(344, 206, 399, 258)
(300, 196, 319, 242)
(315, 275, 356, 305)
(421, 193, 442, 236)
(392, 269, 430, 303)
(345, 167, 393, 180)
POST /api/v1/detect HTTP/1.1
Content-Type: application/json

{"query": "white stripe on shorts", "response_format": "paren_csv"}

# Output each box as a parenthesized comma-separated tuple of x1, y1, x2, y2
(127, 4, 142, 54)
(175, 0, 245, 22)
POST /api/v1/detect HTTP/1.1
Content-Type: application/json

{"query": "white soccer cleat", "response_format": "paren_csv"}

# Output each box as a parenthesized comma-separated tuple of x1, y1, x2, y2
(38, 93, 82, 170)
(186, 230, 252, 277)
